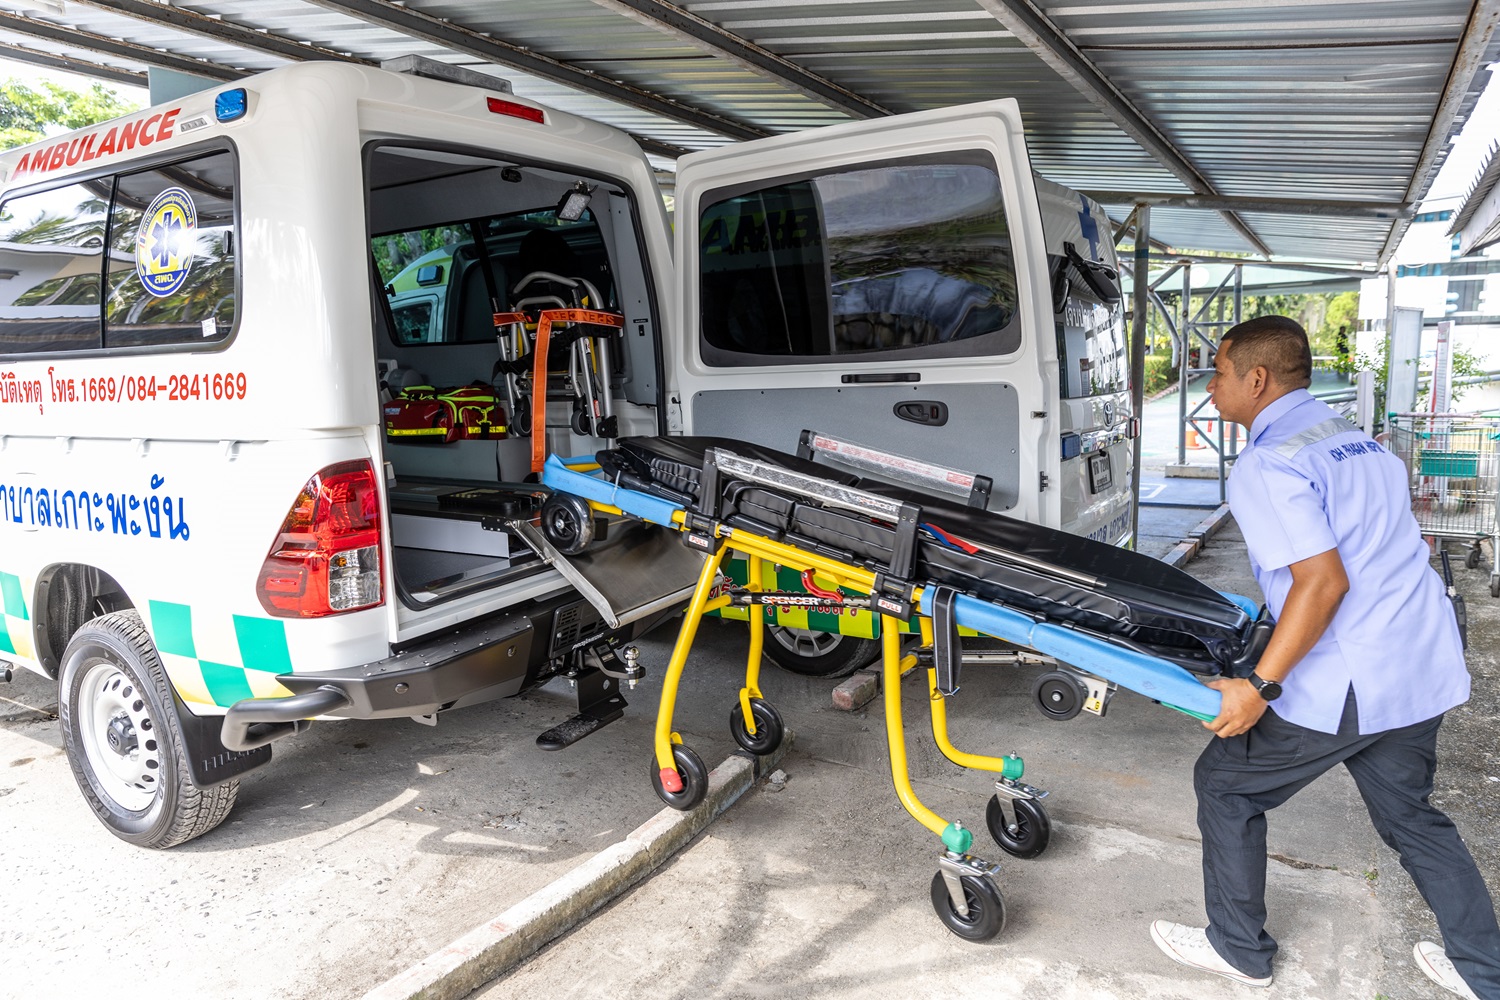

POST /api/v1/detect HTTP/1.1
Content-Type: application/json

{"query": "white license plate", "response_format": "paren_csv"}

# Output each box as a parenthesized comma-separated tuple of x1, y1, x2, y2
(1088, 451, 1112, 493)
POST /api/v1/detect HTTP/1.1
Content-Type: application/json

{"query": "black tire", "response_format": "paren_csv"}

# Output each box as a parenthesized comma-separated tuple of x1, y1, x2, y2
(1491, 576, 1500, 599)
(929, 871, 1006, 941)
(986, 795, 1051, 859)
(540, 493, 595, 555)
(763, 626, 880, 679)
(570, 406, 592, 436)
(1466, 547, 1482, 570)
(728, 698, 784, 756)
(58, 610, 237, 849)
(649, 743, 709, 811)
(1032, 670, 1087, 722)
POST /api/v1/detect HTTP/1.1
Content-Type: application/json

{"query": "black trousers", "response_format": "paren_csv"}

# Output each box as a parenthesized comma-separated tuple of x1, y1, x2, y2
(1193, 689, 1500, 996)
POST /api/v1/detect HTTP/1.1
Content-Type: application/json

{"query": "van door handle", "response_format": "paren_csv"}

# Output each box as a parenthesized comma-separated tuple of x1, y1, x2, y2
(894, 401, 948, 426)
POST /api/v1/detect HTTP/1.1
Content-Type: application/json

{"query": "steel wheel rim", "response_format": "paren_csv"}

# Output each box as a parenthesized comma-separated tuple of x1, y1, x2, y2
(77, 661, 160, 812)
(769, 626, 842, 658)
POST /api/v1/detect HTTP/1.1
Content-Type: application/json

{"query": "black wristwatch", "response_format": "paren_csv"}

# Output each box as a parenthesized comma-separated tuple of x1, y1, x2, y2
(1248, 672, 1282, 702)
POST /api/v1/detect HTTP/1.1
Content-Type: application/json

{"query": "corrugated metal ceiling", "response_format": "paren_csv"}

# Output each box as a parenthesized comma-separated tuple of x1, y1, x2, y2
(0, 0, 1496, 265)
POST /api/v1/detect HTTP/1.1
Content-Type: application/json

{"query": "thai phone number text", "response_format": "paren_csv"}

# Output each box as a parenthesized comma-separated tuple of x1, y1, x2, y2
(71, 372, 250, 403)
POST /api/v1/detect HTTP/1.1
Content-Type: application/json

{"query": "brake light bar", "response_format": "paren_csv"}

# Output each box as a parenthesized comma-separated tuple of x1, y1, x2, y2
(487, 97, 545, 124)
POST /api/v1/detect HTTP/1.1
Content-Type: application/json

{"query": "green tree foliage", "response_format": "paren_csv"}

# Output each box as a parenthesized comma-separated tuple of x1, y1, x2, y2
(1242, 291, 1352, 357)
(1143, 354, 1177, 395)
(1320, 290, 1360, 360)
(1329, 339, 1485, 423)
(1143, 286, 1362, 363)
(372, 226, 465, 285)
(1, 78, 140, 150)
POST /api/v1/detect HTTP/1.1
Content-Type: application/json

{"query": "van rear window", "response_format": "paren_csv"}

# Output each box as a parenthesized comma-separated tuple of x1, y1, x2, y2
(373, 209, 612, 347)
(697, 154, 1021, 367)
(0, 148, 237, 356)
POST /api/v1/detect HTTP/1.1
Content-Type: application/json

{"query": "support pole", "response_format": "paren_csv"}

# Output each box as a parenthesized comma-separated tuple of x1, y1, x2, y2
(1178, 261, 1192, 466)
(1385, 258, 1399, 400)
(1220, 264, 1244, 503)
(1129, 206, 1150, 551)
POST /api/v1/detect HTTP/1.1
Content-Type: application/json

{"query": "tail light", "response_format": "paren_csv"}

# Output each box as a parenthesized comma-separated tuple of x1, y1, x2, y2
(256, 460, 383, 617)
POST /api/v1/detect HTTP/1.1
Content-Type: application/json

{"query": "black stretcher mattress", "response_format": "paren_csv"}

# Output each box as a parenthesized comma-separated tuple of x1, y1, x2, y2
(595, 435, 1267, 675)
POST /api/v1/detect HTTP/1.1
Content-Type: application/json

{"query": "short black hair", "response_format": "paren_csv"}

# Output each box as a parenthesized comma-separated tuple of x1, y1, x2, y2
(1221, 315, 1312, 389)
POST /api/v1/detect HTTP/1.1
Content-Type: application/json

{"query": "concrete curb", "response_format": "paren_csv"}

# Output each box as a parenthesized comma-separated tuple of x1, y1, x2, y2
(363, 736, 794, 1000)
(1161, 502, 1234, 569)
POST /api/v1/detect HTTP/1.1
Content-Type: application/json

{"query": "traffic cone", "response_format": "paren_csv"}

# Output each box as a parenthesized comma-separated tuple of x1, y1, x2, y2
(1186, 427, 1205, 450)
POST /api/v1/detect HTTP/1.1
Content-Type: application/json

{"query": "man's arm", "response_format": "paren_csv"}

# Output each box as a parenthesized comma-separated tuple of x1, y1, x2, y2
(1204, 547, 1350, 738)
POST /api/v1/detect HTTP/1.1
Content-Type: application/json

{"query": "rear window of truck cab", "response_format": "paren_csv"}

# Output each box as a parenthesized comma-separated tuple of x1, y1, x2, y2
(697, 152, 1022, 367)
(0, 147, 238, 357)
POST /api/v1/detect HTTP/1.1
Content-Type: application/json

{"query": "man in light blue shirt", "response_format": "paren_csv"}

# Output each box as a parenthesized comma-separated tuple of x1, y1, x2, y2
(1149, 316, 1499, 998)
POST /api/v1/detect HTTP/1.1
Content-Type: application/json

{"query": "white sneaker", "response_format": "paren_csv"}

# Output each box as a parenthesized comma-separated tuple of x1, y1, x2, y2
(1150, 920, 1273, 988)
(1415, 941, 1481, 999)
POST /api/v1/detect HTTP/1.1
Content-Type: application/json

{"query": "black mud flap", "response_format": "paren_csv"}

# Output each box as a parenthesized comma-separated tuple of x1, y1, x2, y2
(170, 685, 271, 787)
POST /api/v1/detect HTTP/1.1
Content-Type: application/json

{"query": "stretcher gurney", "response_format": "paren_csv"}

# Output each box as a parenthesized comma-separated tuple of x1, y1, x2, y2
(539, 435, 1272, 941)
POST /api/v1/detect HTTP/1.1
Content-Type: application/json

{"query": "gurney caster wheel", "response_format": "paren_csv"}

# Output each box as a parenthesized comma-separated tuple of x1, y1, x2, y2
(1032, 670, 1086, 722)
(1466, 546, 1481, 569)
(1491, 576, 1500, 599)
(929, 871, 1006, 941)
(649, 744, 708, 811)
(987, 795, 1050, 859)
(728, 698, 784, 756)
(541, 494, 595, 555)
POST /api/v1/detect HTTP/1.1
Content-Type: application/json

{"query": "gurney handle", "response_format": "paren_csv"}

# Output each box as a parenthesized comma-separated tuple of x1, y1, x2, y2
(958, 535, 1100, 589)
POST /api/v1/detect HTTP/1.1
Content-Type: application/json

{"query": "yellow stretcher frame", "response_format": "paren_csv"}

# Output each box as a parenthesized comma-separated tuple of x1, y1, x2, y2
(641, 506, 1024, 850)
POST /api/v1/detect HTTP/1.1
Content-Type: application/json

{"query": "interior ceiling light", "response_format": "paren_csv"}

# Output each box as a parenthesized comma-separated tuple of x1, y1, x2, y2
(16, 1, 67, 14)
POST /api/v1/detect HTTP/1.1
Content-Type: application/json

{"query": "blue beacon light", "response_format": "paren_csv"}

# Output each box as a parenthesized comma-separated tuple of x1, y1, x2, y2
(214, 89, 248, 123)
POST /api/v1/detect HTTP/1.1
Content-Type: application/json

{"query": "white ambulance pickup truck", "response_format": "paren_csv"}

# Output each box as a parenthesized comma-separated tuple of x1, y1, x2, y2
(0, 60, 1133, 847)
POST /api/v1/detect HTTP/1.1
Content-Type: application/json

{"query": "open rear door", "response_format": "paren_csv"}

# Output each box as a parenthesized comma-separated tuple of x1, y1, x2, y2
(669, 100, 1057, 523)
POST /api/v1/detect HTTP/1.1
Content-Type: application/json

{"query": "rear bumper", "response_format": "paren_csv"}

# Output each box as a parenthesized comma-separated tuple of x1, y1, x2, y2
(221, 606, 535, 751)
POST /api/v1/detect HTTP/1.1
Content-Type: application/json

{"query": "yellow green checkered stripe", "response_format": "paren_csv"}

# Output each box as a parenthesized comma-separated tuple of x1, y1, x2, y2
(147, 600, 294, 709)
(1, 570, 34, 660)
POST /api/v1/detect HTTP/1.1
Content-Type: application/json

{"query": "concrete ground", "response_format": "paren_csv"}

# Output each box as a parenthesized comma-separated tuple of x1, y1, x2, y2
(481, 526, 1499, 1000)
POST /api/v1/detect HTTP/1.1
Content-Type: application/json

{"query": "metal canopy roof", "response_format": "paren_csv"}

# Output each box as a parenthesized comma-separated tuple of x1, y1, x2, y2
(1451, 142, 1500, 253)
(1, 0, 1497, 266)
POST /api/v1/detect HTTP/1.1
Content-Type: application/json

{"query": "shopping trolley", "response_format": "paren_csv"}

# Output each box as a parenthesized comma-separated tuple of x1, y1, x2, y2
(1387, 412, 1500, 597)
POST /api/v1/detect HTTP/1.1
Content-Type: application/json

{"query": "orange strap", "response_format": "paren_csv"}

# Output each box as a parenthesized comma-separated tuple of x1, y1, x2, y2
(529, 308, 624, 473)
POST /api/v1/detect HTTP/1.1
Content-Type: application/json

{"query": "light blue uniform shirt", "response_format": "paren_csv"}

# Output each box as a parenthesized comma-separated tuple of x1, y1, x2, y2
(1227, 389, 1469, 735)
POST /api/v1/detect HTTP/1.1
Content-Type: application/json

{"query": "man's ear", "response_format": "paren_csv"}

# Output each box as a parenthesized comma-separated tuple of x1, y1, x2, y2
(1248, 365, 1271, 397)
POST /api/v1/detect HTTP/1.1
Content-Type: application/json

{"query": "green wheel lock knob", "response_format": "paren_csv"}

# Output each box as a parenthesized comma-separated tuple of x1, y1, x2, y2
(941, 821, 973, 854)
(1003, 755, 1024, 780)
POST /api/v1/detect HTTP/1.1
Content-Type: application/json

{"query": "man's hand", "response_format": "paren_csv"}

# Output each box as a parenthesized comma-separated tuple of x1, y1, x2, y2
(1203, 677, 1269, 738)
(1200, 548, 1347, 740)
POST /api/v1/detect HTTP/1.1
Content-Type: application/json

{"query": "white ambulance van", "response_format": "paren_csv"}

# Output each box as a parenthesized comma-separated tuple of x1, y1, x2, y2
(0, 59, 1131, 847)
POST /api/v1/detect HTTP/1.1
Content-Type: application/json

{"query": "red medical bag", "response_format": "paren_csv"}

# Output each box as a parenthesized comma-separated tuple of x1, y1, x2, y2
(383, 384, 506, 443)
